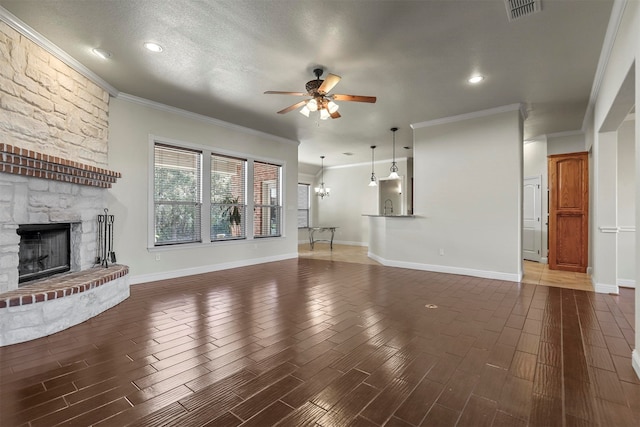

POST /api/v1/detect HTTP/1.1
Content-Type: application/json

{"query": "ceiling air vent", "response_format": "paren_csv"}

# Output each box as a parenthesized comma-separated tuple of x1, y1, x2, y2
(505, 0, 541, 21)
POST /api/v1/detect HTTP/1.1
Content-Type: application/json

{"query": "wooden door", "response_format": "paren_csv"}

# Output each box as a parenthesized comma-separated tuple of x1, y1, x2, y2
(548, 152, 589, 272)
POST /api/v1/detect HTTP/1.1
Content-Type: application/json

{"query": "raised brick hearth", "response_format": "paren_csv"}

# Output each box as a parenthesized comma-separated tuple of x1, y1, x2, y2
(0, 145, 128, 346)
(0, 265, 129, 346)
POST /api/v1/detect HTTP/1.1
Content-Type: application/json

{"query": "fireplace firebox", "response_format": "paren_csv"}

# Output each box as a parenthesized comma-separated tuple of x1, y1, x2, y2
(17, 223, 71, 284)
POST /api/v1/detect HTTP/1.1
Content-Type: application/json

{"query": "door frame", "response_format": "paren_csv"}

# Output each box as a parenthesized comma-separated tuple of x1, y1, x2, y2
(523, 175, 542, 262)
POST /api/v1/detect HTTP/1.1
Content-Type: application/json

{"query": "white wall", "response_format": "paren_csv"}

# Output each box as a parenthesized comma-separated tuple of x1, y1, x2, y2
(523, 137, 548, 261)
(298, 158, 410, 246)
(617, 118, 636, 286)
(587, 0, 639, 378)
(547, 133, 586, 156)
(317, 161, 379, 245)
(107, 96, 299, 283)
(368, 106, 523, 281)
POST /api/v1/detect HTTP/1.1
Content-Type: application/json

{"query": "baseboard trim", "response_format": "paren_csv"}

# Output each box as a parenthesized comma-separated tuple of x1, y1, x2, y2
(617, 278, 636, 288)
(130, 252, 298, 285)
(368, 252, 520, 282)
(633, 350, 640, 381)
(540, 257, 548, 265)
(298, 240, 367, 247)
(333, 240, 367, 247)
(592, 278, 619, 294)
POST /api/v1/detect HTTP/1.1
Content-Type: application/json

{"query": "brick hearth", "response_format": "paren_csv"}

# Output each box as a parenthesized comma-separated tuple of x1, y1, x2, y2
(0, 265, 129, 346)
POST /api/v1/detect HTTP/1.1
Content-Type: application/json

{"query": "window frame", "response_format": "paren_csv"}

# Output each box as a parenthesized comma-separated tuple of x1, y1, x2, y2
(210, 153, 247, 241)
(152, 143, 203, 246)
(147, 136, 286, 250)
(297, 183, 310, 229)
(253, 161, 283, 238)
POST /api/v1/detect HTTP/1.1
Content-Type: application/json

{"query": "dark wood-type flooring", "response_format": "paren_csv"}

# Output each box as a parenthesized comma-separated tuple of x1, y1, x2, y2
(0, 258, 637, 426)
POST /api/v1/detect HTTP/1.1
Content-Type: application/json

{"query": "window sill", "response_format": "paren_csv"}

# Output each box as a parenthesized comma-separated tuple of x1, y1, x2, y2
(147, 236, 285, 252)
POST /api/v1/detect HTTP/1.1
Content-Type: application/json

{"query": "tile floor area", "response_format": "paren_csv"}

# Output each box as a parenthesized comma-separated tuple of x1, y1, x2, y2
(0, 254, 637, 426)
(298, 243, 381, 265)
(300, 243, 595, 292)
(521, 259, 594, 292)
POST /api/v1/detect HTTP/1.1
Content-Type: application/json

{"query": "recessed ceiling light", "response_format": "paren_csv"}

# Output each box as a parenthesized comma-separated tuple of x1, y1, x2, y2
(143, 42, 163, 53)
(468, 75, 484, 84)
(92, 48, 111, 59)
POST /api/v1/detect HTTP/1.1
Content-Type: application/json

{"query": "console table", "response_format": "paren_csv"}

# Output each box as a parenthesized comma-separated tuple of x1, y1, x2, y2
(308, 226, 338, 250)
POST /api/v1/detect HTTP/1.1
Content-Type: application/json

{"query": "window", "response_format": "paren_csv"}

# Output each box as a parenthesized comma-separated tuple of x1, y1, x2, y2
(211, 154, 246, 240)
(154, 144, 202, 245)
(253, 161, 282, 237)
(297, 183, 310, 228)
(151, 140, 284, 247)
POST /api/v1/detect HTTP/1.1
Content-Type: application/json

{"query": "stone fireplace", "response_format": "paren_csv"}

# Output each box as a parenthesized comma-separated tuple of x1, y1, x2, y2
(0, 144, 128, 346)
(0, 143, 120, 293)
(0, 20, 130, 345)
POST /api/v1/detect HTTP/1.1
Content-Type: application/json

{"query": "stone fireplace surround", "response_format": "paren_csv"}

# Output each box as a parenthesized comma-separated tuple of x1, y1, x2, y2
(0, 143, 128, 346)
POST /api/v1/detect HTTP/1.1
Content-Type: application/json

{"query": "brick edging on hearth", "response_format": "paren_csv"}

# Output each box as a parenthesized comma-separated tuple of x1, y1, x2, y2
(0, 265, 129, 309)
(0, 143, 121, 188)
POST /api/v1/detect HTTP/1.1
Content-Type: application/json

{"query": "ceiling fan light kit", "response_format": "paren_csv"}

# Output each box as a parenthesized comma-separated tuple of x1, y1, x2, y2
(265, 68, 376, 120)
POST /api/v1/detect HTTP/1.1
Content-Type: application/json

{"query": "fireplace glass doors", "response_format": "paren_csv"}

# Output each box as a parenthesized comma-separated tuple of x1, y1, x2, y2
(17, 223, 71, 284)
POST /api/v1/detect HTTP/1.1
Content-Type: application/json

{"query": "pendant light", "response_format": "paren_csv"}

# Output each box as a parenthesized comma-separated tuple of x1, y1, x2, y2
(315, 155, 330, 198)
(368, 145, 377, 187)
(388, 127, 399, 179)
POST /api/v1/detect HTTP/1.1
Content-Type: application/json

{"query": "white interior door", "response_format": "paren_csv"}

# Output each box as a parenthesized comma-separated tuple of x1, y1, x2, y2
(523, 176, 542, 262)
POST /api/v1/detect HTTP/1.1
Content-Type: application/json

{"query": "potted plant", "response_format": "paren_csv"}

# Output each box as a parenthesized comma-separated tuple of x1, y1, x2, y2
(222, 196, 242, 237)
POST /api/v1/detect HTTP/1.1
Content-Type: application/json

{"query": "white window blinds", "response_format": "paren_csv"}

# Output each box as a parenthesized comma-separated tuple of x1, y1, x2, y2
(211, 154, 247, 240)
(253, 161, 282, 237)
(297, 183, 310, 228)
(154, 143, 202, 245)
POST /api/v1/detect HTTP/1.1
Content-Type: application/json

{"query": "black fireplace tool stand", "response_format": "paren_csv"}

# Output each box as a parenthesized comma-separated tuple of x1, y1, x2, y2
(96, 209, 116, 267)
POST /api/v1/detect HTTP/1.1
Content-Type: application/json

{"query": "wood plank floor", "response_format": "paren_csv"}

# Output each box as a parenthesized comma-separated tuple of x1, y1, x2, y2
(0, 257, 637, 426)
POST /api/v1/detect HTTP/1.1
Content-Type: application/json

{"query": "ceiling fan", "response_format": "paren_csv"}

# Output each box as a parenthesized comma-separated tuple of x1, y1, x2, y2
(264, 68, 377, 120)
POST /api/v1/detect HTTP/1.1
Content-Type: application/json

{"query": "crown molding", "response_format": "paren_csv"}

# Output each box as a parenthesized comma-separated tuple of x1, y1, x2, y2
(325, 157, 410, 170)
(581, 0, 628, 132)
(524, 134, 548, 145)
(546, 130, 584, 139)
(0, 6, 119, 97)
(117, 93, 299, 147)
(410, 103, 525, 130)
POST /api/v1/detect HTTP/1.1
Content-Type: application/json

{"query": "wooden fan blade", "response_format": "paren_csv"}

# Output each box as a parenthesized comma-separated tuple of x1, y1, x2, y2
(277, 100, 307, 114)
(318, 73, 341, 94)
(264, 91, 308, 96)
(332, 94, 377, 103)
(330, 111, 341, 119)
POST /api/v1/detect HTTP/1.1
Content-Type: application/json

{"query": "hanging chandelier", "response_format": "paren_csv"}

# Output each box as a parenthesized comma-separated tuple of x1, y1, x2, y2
(368, 145, 377, 187)
(388, 127, 399, 179)
(315, 155, 331, 199)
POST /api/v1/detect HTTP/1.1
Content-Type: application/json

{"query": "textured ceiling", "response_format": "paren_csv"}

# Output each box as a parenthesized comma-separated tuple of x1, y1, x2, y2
(0, 0, 614, 170)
